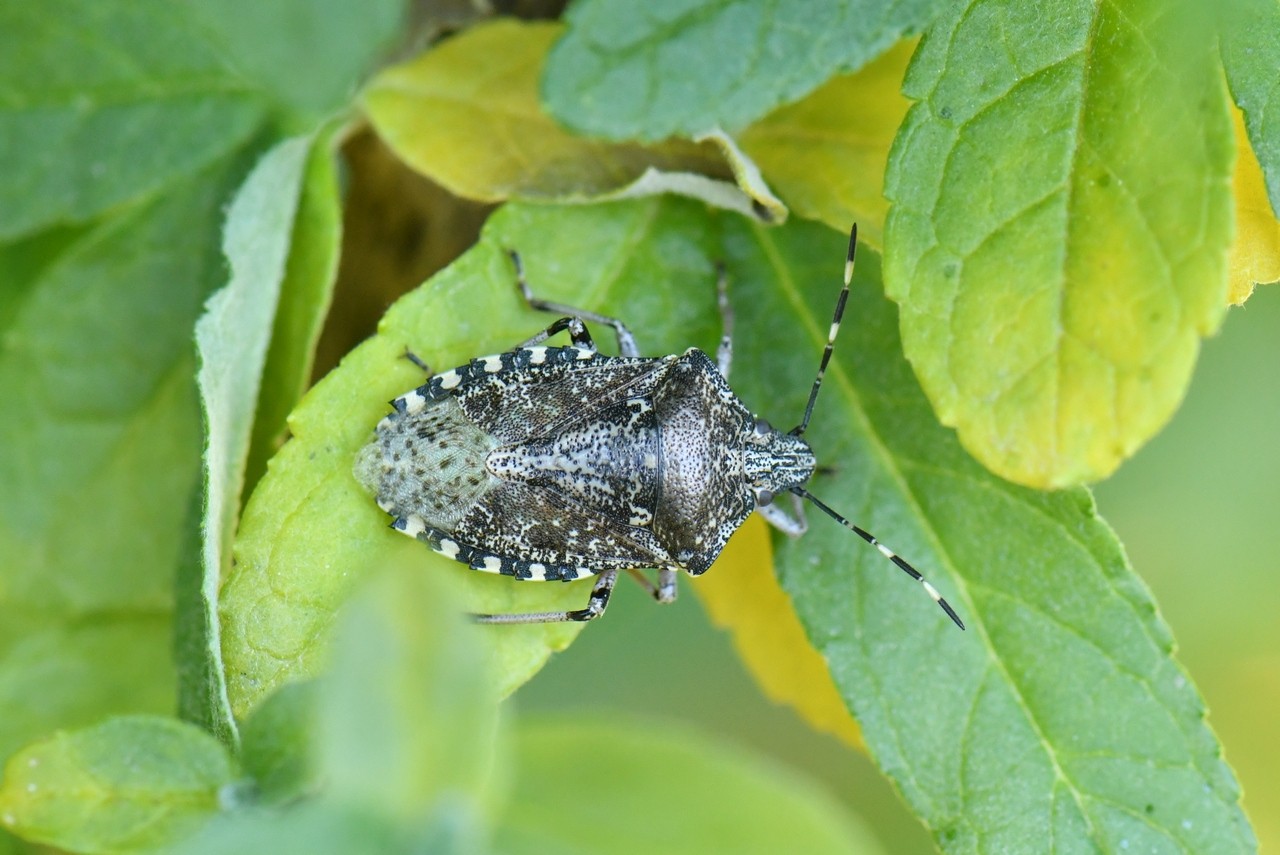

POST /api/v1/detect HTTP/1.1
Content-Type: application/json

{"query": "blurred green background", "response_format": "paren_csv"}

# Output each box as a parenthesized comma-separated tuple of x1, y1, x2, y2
(515, 284, 1280, 851)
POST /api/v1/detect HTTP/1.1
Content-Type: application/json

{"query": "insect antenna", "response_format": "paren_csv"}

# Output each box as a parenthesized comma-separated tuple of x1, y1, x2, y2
(792, 223, 857, 438)
(791, 486, 965, 630)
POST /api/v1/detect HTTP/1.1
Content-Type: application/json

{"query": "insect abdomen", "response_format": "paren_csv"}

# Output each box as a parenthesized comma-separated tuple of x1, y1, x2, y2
(354, 396, 498, 529)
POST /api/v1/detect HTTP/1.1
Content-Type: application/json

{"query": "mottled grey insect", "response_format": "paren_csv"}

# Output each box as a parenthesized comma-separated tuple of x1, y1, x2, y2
(354, 226, 964, 628)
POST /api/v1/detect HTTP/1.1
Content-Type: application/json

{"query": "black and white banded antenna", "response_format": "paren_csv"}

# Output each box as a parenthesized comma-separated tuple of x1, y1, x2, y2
(793, 487, 965, 630)
(790, 223, 965, 631)
(791, 223, 857, 440)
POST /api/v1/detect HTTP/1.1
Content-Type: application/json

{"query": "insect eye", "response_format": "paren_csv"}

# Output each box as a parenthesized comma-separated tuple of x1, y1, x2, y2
(753, 417, 772, 436)
(755, 488, 774, 506)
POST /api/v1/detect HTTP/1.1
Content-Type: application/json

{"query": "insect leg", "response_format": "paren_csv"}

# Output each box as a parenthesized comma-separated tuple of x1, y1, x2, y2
(624, 567, 679, 604)
(508, 249, 640, 357)
(517, 315, 599, 352)
(757, 494, 808, 537)
(400, 348, 431, 374)
(715, 262, 733, 378)
(471, 569, 620, 624)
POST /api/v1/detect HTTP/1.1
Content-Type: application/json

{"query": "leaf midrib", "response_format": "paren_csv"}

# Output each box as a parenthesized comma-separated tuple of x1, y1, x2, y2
(751, 220, 1103, 840)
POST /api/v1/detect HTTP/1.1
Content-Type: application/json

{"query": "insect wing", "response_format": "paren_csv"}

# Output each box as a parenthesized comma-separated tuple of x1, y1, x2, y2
(453, 477, 671, 573)
(454, 349, 672, 444)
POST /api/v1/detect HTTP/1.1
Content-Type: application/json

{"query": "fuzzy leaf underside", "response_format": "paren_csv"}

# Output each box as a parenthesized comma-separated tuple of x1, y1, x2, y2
(0, 160, 246, 769)
(187, 137, 315, 747)
(0, 0, 408, 794)
(317, 563, 499, 826)
(179, 568, 497, 854)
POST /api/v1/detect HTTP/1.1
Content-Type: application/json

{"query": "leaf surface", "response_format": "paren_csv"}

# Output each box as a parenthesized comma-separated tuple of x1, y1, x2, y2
(719, 216, 1254, 852)
(884, 0, 1233, 487)
(0, 716, 233, 854)
(181, 0, 403, 121)
(739, 39, 915, 249)
(221, 197, 721, 717)
(0, 159, 246, 764)
(542, 0, 946, 140)
(244, 131, 344, 494)
(0, 0, 265, 239)
(182, 137, 315, 747)
(1220, 0, 1280, 217)
(189, 568, 496, 854)
(363, 20, 732, 204)
(317, 564, 499, 827)
(1226, 105, 1280, 304)
(167, 803, 409, 855)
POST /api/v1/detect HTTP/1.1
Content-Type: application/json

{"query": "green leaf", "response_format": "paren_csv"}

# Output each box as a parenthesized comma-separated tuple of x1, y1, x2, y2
(179, 137, 315, 748)
(717, 217, 1254, 852)
(223, 187, 1251, 848)
(362, 19, 733, 204)
(0, 621, 174, 767)
(169, 803, 414, 855)
(0, 0, 266, 240)
(181, 0, 405, 122)
(0, 157, 249, 763)
(1221, 0, 1280, 218)
(318, 564, 499, 827)
(883, 0, 1233, 488)
(542, 0, 946, 141)
(238, 683, 319, 805)
(220, 197, 721, 718)
(496, 717, 883, 855)
(0, 716, 234, 853)
(209, 571, 498, 853)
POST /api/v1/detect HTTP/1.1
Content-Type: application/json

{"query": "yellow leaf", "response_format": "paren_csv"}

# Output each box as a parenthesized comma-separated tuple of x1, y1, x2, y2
(696, 516, 862, 749)
(737, 41, 915, 250)
(1227, 104, 1280, 305)
(362, 18, 783, 220)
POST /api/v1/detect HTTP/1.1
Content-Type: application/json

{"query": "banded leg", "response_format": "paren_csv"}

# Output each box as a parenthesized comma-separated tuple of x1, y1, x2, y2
(472, 569, 620, 624)
(508, 249, 640, 358)
(625, 567, 679, 604)
(517, 315, 598, 352)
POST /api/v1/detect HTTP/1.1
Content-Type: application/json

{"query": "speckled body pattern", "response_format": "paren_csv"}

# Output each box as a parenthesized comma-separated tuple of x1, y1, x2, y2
(354, 343, 816, 584)
(353, 229, 964, 628)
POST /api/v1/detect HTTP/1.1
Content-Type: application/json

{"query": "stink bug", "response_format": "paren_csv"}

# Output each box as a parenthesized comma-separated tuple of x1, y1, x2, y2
(354, 226, 964, 629)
